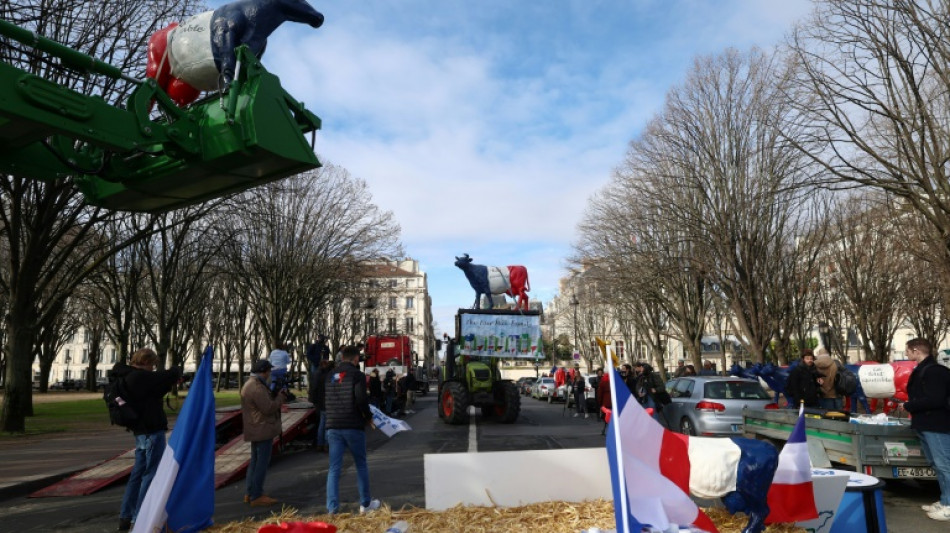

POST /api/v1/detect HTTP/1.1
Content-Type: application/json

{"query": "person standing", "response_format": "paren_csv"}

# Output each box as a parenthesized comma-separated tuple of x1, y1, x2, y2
(114, 348, 182, 532)
(382, 369, 397, 415)
(902, 338, 950, 522)
(268, 342, 291, 394)
(241, 359, 287, 507)
(308, 357, 333, 452)
(786, 349, 821, 409)
(325, 345, 381, 515)
(368, 369, 383, 408)
(634, 362, 665, 419)
(404, 370, 417, 415)
(570, 364, 588, 418)
(814, 353, 843, 410)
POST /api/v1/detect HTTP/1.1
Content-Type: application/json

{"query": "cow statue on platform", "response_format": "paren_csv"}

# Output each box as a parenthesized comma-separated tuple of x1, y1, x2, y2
(454, 254, 531, 310)
(146, 0, 324, 106)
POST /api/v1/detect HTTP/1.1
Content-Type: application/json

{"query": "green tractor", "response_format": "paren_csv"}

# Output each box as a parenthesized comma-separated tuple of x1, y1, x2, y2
(437, 309, 539, 425)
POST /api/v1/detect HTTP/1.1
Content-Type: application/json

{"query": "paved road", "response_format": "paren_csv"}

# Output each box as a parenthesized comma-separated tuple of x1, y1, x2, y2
(0, 390, 942, 532)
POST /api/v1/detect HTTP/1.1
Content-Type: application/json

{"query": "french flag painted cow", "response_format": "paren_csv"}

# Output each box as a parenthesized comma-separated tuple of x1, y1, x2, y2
(454, 254, 531, 310)
(732, 360, 917, 414)
(609, 369, 780, 533)
(146, 0, 324, 106)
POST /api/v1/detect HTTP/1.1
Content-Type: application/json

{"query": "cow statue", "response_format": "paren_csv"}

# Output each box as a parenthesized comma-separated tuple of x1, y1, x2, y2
(609, 377, 780, 533)
(454, 254, 531, 310)
(146, 0, 324, 106)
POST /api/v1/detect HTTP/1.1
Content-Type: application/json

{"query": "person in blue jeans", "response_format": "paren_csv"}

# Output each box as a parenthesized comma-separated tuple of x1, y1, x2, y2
(111, 348, 181, 532)
(241, 359, 287, 507)
(902, 337, 950, 522)
(324, 345, 381, 514)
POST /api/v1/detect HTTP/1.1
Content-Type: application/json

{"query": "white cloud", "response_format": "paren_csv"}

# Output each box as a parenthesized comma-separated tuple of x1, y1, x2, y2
(238, 0, 812, 319)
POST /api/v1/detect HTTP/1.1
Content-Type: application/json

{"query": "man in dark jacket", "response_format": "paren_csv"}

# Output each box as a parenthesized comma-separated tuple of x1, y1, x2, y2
(786, 349, 821, 409)
(902, 338, 950, 521)
(325, 345, 380, 515)
(308, 357, 333, 452)
(113, 348, 181, 532)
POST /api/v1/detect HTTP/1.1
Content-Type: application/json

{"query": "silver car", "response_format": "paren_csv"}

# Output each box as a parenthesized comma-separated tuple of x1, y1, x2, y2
(531, 377, 556, 400)
(659, 376, 778, 436)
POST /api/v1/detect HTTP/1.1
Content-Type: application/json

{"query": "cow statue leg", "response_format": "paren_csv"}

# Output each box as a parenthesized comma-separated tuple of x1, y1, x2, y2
(721, 438, 778, 533)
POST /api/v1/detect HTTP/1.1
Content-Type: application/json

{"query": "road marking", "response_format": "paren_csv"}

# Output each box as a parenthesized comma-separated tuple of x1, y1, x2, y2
(468, 406, 477, 453)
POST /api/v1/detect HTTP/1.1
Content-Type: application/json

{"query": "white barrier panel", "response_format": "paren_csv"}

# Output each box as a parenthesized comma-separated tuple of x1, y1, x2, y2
(424, 448, 611, 510)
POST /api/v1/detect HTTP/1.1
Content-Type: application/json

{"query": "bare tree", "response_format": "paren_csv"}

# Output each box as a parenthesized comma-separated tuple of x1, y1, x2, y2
(0, 0, 200, 433)
(227, 166, 402, 354)
(632, 48, 817, 362)
(789, 0, 950, 289)
(823, 194, 908, 362)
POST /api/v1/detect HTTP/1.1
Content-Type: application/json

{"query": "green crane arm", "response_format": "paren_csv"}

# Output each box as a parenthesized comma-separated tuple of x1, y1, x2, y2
(0, 19, 322, 212)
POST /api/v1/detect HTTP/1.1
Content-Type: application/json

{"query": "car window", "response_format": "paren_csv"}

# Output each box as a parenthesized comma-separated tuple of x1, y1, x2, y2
(704, 380, 770, 399)
(672, 379, 692, 398)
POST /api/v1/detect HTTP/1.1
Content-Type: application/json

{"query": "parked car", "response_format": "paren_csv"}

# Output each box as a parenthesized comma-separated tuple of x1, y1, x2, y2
(659, 376, 778, 437)
(515, 377, 536, 396)
(531, 377, 556, 400)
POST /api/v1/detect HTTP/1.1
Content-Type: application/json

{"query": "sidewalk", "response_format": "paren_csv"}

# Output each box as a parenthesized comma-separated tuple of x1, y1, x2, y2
(0, 426, 133, 501)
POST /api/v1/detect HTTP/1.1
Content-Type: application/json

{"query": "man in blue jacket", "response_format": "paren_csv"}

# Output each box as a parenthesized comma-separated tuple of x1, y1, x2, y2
(324, 345, 381, 514)
(902, 337, 950, 522)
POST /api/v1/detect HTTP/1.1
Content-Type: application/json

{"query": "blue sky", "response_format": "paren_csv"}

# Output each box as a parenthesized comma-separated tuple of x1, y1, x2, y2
(227, 0, 813, 335)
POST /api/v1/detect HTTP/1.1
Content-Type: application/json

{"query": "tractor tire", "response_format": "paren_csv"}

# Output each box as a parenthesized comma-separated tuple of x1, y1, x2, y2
(440, 382, 470, 425)
(495, 381, 521, 423)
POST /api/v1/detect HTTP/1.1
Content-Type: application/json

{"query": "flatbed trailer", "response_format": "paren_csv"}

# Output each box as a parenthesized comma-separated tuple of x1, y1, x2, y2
(742, 408, 935, 481)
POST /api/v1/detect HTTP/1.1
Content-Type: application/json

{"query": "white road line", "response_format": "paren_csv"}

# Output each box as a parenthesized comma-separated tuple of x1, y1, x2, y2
(468, 405, 477, 453)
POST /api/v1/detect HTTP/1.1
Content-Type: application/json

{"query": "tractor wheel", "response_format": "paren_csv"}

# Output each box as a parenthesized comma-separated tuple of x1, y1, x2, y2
(495, 381, 521, 423)
(440, 382, 470, 425)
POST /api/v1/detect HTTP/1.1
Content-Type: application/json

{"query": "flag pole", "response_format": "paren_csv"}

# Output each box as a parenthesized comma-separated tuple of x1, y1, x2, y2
(605, 343, 631, 533)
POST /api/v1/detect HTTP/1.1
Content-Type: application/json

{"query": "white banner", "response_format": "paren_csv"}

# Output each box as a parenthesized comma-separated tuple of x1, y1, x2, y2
(369, 404, 412, 437)
(457, 313, 543, 358)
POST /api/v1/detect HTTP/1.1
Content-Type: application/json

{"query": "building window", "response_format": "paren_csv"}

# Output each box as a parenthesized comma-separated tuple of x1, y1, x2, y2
(406, 279, 414, 287)
(405, 317, 414, 333)
(369, 317, 379, 333)
(406, 297, 414, 309)
(389, 279, 398, 288)
(110, 349, 117, 364)
(389, 296, 398, 309)
(82, 349, 88, 363)
(84, 329, 90, 343)
(388, 318, 397, 332)
(64, 349, 71, 363)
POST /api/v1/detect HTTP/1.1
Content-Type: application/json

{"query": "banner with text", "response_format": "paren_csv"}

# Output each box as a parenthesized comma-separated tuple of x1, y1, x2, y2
(458, 313, 543, 358)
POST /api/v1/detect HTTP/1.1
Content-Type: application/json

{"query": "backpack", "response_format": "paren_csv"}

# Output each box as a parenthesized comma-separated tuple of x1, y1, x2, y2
(834, 362, 858, 396)
(104, 376, 138, 428)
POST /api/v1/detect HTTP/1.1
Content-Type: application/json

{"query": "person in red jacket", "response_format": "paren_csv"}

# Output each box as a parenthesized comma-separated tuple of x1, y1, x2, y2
(597, 372, 612, 435)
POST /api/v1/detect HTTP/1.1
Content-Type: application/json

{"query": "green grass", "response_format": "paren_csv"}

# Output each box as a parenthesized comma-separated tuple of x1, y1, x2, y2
(1, 389, 246, 438)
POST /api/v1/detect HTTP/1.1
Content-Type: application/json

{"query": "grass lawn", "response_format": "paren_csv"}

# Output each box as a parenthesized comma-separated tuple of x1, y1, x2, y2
(0, 389, 244, 438)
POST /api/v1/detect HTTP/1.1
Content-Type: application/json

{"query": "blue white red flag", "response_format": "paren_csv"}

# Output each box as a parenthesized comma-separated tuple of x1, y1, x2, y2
(606, 367, 718, 533)
(765, 406, 817, 523)
(134, 346, 216, 533)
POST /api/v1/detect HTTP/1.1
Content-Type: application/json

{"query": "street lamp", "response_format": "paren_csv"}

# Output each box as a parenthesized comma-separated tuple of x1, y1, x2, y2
(64, 355, 71, 382)
(570, 291, 580, 367)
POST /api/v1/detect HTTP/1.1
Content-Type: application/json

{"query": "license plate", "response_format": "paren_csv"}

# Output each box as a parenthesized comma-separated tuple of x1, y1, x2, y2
(894, 467, 936, 478)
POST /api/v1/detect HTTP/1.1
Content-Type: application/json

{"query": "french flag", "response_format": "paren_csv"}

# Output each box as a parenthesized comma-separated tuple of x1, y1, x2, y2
(134, 346, 216, 533)
(765, 407, 818, 524)
(606, 367, 719, 533)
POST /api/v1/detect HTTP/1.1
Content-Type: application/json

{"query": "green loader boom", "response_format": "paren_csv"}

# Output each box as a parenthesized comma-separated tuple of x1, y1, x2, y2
(0, 19, 321, 212)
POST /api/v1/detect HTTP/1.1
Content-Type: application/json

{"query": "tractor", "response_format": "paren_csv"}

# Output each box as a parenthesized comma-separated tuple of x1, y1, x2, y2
(438, 309, 542, 424)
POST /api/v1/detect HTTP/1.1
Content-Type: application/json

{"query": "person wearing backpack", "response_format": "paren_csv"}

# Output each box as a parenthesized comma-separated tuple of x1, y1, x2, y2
(901, 337, 950, 522)
(814, 353, 844, 410)
(112, 348, 182, 532)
